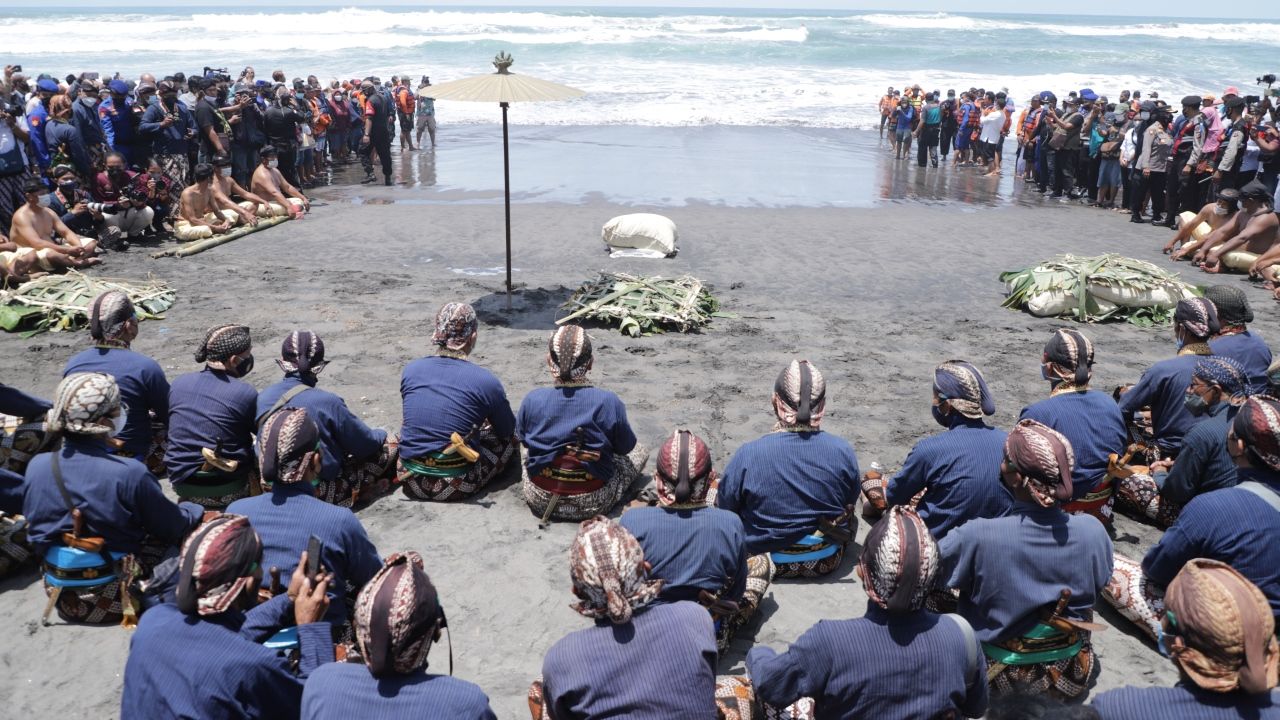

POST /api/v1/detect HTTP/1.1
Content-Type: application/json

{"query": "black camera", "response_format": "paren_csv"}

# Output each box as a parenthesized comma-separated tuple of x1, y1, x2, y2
(203, 66, 231, 83)
(11, 65, 21, 73)
(1259, 74, 1277, 86)
(1245, 95, 1262, 105)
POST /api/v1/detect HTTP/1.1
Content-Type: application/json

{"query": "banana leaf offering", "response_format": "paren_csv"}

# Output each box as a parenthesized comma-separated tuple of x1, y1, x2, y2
(558, 272, 726, 337)
(1000, 254, 1199, 326)
(0, 271, 176, 336)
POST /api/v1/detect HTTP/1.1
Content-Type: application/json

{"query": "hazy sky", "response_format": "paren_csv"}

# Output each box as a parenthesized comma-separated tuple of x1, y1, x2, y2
(7, 1, 1271, 17)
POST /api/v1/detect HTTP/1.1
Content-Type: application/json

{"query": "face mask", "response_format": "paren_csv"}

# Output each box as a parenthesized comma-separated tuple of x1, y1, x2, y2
(1214, 205, 1230, 216)
(58, 181, 77, 194)
(108, 167, 125, 176)
(235, 354, 255, 377)
(37, 193, 52, 208)
(109, 411, 128, 438)
(219, 167, 232, 177)
(1269, 372, 1280, 389)
(1184, 391, 1209, 416)
(931, 404, 949, 427)
(295, 92, 305, 100)
(268, 159, 278, 169)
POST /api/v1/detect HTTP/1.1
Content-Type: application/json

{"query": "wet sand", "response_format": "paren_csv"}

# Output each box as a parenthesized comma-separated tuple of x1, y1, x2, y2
(1, 127, 1271, 718)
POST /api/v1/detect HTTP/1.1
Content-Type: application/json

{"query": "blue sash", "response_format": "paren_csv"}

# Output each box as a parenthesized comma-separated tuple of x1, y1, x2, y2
(43, 545, 126, 588)
(770, 533, 839, 565)
(264, 626, 299, 651)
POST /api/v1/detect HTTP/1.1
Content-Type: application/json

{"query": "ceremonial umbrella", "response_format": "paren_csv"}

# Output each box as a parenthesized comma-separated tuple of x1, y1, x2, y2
(423, 52, 586, 306)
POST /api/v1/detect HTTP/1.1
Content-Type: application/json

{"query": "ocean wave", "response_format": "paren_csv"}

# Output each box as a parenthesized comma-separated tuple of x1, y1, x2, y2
(855, 11, 1280, 45)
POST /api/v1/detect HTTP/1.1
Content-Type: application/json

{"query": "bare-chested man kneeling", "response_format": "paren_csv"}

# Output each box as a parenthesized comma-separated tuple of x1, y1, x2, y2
(1167, 188, 1239, 259)
(8, 177, 101, 272)
(174, 163, 245, 242)
(1203, 181, 1280, 276)
(250, 145, 309, 220)
(211, 154, 264, 227)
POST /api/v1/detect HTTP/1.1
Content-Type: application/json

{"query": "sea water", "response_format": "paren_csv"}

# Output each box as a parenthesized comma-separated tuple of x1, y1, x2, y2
(2, 6, 1276, 129)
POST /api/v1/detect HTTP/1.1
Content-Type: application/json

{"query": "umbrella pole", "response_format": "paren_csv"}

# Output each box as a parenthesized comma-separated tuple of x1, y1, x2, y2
(501, 101, 512, 310)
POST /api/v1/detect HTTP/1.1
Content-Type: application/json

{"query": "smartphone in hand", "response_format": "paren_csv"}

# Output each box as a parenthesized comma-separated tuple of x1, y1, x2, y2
(306, 535, 322, 584)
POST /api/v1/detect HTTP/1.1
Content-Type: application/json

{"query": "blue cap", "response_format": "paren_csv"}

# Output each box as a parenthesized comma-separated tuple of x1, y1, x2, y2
(108, 80, 129, 95)
(1079, 88, 1098, 102)
(1040, 91, 1056, 102)
(36, 78, 59, 93)
(254, 79, 270, 87)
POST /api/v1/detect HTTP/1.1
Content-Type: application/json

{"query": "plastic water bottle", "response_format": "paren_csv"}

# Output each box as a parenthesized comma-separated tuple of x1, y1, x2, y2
(870, 461, 885, 476)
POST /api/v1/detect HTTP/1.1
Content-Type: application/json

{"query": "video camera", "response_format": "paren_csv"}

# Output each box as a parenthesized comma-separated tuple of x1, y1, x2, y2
(203, 66, 231, 83)
(1258, 74, 1280, 99)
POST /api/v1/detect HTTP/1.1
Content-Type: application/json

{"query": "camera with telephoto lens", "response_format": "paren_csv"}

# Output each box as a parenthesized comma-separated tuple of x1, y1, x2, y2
(1259, 74, 1277, 86)
(203, 66, 231, 83)
(1244, 95, 1262, 105)
(84, 201, 115, 213)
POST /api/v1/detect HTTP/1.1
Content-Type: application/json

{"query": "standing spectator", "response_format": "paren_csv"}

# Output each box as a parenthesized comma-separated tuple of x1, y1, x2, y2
(1046, 97, 1084, 199)
(0, 98, 32, 232)
(1134, 106, 1173, 224)
(72, 81, 107, 171)
(128, 82, 157, 169)
(264, 88, 304, 187)
(26, 78, 59, 175)
(98, 80, 138, 167)
(193, 78, 229, 164)
(229, 86, 264, 188)
(938, 89, 957, 162)
(979, 97, 1005, 175)
(878, 86, 895, 139)
(326, 87, 351, 163)
(415, 76, 436, 150)
(45, 95, 93, 183)
(358, 80, 393, 186)
(140, 81, 196, 185)
(393, 76, 416, 151)
(916, 92, 941, 168)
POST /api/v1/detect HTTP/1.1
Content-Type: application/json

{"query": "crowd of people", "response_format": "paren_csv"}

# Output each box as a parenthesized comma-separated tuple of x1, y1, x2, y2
(0, 287, 1279, 718)
(877, 81, 1280, 213)
(0, 64, 438, 278)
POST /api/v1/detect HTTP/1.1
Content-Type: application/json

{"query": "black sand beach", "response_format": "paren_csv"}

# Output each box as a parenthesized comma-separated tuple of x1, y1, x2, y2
(1, 127, 1266, 718)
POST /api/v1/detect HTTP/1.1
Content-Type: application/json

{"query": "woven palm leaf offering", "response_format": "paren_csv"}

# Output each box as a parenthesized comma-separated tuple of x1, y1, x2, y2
(1000, 254, 1199, 326)
(558, 272, 725, 337)
(0, 271, 176, 336)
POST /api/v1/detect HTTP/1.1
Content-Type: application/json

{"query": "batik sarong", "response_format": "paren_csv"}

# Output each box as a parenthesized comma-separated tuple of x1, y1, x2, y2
(0, 513, 32, 578)
(1, 413, 55, 474)
(173, 467, 256, 510)
(317, 436, 399, 509)
(985, 624, 1095, 700)
(156, 153, 189, 189)
(399, 428, 517, 502)
(715, 553, 775, 652)
(1113, 473, 1182, 528)
(521, 446, 647, 523)
(713, 676, 816, 720)
(108, 418, 168, 478)
(1061, 477, 1114, 529)
(1102, 553, 1164, 641)
(44, 539, 168, 625)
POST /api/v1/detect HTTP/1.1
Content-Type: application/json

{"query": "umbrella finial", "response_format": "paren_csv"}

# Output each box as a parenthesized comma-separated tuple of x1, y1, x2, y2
(493, 52, 514, 75)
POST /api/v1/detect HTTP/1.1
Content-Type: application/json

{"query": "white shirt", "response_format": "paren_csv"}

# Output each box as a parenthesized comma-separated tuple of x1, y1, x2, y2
(0, 114, 31, 167)
(979, 108, 1004, 144)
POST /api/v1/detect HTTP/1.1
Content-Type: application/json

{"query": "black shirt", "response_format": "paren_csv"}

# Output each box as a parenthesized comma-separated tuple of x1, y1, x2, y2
(263, 104, 301, 150)
(193, 96, 224, 155)
(365, 93, 392, 137)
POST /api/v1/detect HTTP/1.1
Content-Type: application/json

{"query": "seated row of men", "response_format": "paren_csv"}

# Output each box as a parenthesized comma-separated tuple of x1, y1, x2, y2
(172, 146, 310, 242)
(1165, 181, 1280, 293)
(2, 291, 1279, 716)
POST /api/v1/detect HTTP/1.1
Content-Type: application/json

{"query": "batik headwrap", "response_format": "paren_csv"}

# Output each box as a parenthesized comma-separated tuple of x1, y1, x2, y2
(569, 516, 663, 624)
(773, 359, 826, 429)
(88, 290, 135, 346)
(47, 372, 120, 436)
(1204, 285, 1254, 327)
(1165, 558, 1279, 694)
(655, 429, 714, 506)
(1043, 329, 1095, 387)
(547, 325, 593, 383)
(277, 330, 327, 375)
(175, 514, 262, 617)
(1232, 396, 1280, 472)
(354, 551, 443, 677)
(1174, 298, 1220, 341)
(194, 324, 251, 363)
(933, 360, 995, 419)
(431, 302, 477, 353)
(1004, 419, 1075, 507)
(859, 507, 940, 613)
(257, 407, 321, 485)
(1194, 357, 1251, 401)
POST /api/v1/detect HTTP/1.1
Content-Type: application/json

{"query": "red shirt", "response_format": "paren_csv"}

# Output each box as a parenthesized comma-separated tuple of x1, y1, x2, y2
(92, 169, 137, 203)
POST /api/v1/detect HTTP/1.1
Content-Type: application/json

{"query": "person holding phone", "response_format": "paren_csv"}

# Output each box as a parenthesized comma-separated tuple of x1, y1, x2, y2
(228, 407, 381, 625)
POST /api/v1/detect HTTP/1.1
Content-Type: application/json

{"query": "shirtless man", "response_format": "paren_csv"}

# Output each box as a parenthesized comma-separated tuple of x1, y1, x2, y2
(210, 155, 262, 227)
(1191, 198, 1251, 266)
(250, 145, 309, 220)
(1168, 188, 1239, 258)
(8, 178, 101, 269)
(1204, 182, 1280, 275)
(174, 163, 242, 241)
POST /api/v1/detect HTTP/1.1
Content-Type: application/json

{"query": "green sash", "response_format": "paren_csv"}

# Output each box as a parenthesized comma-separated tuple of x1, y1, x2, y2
(982, 623, 1083, 666)
(402, 452, 472, 479)
(174, 469, 250, 499)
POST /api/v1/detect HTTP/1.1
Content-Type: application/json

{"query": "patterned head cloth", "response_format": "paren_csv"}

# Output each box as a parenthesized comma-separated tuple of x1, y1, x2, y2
(933, 360, 995, 419)
(1165, 558, 1279, 694)
(1004, 419, 1075, 507)
(1204, 285, 1254, 327)
(654, 429, 714, 506)
(1043, 329, 1095, 387)
(47, 373, 120, 436)
(859, 507, 940, 613)
(1194, 356, 1251, 401)
(277, 330, 328, 375)
(1232, 396, 1280, 472)
(88, 290, 135, 344)
(175, 514, 262, 617)
(1174, 298, 1220, 341)
(773, 359, 826, 428)
(354, 552, 444, 678)
(257, 407, 321, 485)
(194, 324, 252, 363)
(569, 516, 663, 624)
(431, 302, 477, 352)
(547, 325, 593, 383)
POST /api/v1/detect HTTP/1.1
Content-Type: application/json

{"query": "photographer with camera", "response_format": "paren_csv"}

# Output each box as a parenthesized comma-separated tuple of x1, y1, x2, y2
(131, 158, 178, 235)
(93, 151, 154, 241)
(139, 80, 197, 186)
(0, 93, 33, 234)
(47, 164, 123, 250)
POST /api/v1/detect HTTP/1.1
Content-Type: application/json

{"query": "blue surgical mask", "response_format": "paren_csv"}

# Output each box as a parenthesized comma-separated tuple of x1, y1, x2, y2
(1184, 391, 1209, 416)
(931, 404, 949, 427)
(1156, 626, 1172, 657)
(295, 92, 305, 100)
